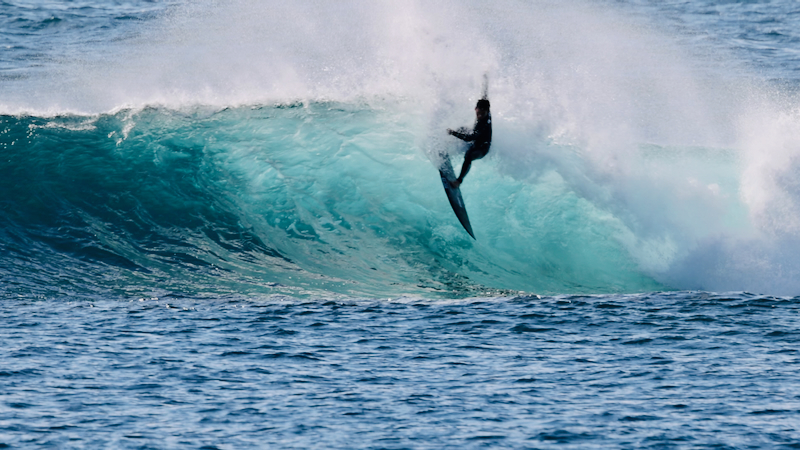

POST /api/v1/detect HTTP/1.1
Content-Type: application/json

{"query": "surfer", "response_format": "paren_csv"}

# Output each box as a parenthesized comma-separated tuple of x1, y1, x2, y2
(446, 98, 492, 189)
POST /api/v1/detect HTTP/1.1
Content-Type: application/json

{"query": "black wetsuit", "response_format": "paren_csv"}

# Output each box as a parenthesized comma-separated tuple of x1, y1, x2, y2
(450, 113, 492, 183)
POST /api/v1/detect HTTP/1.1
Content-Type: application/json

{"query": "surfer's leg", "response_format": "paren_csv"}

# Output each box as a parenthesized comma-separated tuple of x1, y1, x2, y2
(456, 156, 473, 184)
(449, 156, 474, 189)
(456, 146, 486, 184)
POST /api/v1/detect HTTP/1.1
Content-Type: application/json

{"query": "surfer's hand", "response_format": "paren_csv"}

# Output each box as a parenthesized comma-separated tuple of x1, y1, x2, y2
(447, 128, 454, 135)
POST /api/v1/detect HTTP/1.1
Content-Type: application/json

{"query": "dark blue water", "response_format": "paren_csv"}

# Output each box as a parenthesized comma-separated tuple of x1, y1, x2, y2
(3, 293, 800, 448)
(3, 0, 800, 448)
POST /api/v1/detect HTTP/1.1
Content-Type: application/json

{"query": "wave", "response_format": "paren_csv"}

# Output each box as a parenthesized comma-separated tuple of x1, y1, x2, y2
(4, 1, 800, 297)
(0, 104, 668, 298)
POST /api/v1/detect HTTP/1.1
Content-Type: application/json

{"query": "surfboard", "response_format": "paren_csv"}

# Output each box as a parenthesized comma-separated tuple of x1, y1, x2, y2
(438, 154, 475, 239)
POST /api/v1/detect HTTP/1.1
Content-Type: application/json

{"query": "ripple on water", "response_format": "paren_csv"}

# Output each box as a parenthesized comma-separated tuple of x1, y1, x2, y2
(0, 292, 799, 447)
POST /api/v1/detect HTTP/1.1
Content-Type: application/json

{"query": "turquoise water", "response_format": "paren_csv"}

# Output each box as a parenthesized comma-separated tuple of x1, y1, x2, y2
(1, 105, 665, 299)
(3, 0, 800, 447)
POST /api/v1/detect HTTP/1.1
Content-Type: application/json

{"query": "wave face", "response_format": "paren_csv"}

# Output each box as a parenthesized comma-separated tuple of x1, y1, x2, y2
(0, 106, 663, 298)
(3, 0, 800, 297)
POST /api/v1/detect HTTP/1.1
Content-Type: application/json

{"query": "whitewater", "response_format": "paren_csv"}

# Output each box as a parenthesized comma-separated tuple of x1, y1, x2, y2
(2, 0, 800, 448)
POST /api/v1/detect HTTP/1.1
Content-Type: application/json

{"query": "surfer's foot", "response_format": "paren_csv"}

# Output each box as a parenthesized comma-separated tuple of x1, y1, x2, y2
(450, 179, 461, 189)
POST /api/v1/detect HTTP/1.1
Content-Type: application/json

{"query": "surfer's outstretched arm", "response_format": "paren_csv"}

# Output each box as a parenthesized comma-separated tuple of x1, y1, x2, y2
(448, 128, 476, 142)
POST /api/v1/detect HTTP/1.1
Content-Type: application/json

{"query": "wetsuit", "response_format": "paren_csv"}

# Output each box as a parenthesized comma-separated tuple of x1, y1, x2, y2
(450, 113, 492, 183)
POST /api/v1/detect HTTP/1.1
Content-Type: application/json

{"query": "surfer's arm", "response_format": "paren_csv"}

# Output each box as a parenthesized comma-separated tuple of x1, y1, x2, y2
(447, 128, 476, 142)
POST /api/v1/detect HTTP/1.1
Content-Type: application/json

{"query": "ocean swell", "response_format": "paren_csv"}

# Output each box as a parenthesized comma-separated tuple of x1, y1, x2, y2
(4, 1, 800, 297)
(0, 105, 665, 298)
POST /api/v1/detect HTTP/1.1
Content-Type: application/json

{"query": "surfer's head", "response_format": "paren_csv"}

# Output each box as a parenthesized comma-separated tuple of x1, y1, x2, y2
(475, 99, 490, 119)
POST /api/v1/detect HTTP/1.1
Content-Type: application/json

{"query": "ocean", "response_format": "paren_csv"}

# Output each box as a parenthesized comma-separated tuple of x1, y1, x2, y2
(1, 0, 799, 448)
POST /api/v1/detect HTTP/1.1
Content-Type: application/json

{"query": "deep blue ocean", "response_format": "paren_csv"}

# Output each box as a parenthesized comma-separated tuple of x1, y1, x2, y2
(2, 0, 800, 448)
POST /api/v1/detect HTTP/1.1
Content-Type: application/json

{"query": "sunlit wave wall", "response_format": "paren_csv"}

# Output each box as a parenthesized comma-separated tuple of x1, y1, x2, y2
(3, 0, 800, 297)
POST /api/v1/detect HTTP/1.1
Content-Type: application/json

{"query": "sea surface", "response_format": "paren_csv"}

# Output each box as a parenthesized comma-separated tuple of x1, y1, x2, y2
(2, 0, 800, 448)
